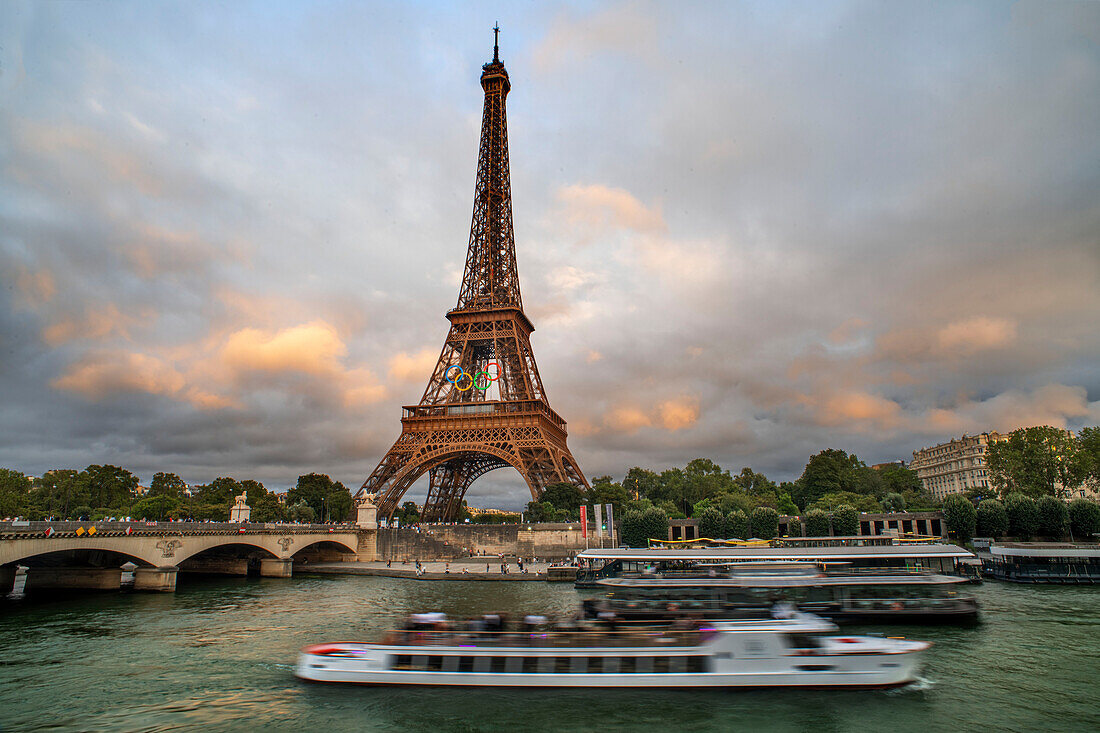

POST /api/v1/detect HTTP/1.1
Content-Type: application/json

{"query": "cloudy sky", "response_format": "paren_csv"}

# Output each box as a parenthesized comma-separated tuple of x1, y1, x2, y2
(1, 1, 1098, 507)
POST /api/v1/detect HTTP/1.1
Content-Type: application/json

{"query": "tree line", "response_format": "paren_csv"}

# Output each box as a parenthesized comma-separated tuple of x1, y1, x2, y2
(0, 466, 354, 524)
(525, 450, 935, 526)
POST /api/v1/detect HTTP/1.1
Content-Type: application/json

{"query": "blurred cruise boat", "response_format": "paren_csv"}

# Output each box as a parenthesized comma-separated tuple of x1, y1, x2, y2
(296, 614, 929, 689)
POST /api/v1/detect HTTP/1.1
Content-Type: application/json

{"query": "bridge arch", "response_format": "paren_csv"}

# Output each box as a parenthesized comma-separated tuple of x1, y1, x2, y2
(174, 541, 279, 565)
(379, 445, 537, 521)
(3, 546, 157, 569)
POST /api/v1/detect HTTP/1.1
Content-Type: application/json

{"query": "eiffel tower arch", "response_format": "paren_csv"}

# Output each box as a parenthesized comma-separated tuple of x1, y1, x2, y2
(360, 28, 589, 522)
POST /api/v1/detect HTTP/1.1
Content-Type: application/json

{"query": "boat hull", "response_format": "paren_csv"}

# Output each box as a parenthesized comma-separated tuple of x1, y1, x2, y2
(296, 647, 926, 689)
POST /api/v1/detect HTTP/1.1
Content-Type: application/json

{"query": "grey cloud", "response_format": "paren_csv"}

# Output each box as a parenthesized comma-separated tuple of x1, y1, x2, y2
(0, 1, 1097, 508)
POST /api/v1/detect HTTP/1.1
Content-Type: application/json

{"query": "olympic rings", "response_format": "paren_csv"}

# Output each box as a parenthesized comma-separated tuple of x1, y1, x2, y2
(445, 362, 499, 392)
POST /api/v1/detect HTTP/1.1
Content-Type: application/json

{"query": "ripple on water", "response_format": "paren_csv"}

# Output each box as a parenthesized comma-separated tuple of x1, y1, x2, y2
(1, 577, 1098, 732)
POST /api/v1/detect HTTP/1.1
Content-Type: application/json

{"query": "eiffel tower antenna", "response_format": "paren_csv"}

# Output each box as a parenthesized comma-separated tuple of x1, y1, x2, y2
(359, 33, 588, 522)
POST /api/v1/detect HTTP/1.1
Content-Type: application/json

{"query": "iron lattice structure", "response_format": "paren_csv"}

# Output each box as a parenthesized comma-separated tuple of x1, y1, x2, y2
(360, 31, 589, 522)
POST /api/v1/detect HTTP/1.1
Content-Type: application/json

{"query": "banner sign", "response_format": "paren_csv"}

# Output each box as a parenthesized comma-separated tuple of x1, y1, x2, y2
(580, 505, 588, 538)
(605, 504, 615, 545)
(594, 503, 604, 539)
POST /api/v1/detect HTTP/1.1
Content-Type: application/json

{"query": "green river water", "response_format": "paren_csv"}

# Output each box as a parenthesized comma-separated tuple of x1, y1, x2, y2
(0, 575, 1096, 732)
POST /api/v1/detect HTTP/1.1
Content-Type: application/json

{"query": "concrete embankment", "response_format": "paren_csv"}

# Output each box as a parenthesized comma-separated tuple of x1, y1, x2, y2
(298, 560, 573, 582)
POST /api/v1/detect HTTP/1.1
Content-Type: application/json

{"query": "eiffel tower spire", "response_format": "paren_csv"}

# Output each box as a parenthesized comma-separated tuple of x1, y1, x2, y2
(359, 30, 588, 522)
(457, 23, 520, 312)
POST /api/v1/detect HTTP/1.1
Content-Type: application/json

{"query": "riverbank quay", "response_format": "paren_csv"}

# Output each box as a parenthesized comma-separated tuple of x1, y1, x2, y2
(299, 560, 561, 581)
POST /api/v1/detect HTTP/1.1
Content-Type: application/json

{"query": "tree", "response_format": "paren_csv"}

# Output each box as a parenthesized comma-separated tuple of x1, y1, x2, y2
(1005, 493, 1039, 539)
(900, 488, 941, 511)
(132, 495, 181, 521)
(194, 476, 241, 506)
(397, 501, 420, 525)
(0, 468, 31, 517)
(784, 516, 802, 537)
(622, 467, 660, 500)
(288, 473, 353, 522)
(524, 500, 565, 523)
(794, 449, 872, 510)
(620, 507, 669, 547)
(878, 464, 922, 494)
(882, 492, 906, 512)
(656, 499, 685, 520)
(81, 464, 139, 511)
(986, 426, 1081, 499)
(31, 470, 82, 518)
(750, 507, 779, 540)
(804, 509, 831, 537)
(976, 499, 1008, 538)
(776, 492, 799, 516)
(1068, 499, 1100, 539)
(809, 491, 881, 513)
(288, 501, 316, 523)
(1075, 427, 1100, 484)
(541, 482, 586, 516)
(726, 510, 749, 540)
(588, 481, 631, 516)
(831, 505, 859, 536)
(732, 467, 776, 495)
(698, 506, 725, 539)
(942, 494, 977, 542)
(148, 472, 187, 499)
(1035, 496, 1068, 539)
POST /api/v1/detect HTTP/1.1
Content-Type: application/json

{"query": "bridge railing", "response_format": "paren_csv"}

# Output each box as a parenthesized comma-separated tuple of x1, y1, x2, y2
(0, 520, 359, 536)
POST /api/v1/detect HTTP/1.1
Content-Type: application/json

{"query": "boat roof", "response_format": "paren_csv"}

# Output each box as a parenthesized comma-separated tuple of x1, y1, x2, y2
(578, 544, 973, 562)
(596, 573, 968, 589)
(991, 544, 1100, 558)
(708, 615, 837, 634)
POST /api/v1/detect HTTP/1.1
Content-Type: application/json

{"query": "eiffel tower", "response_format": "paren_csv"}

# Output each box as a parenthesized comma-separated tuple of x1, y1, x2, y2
(360, 27, 589, 522)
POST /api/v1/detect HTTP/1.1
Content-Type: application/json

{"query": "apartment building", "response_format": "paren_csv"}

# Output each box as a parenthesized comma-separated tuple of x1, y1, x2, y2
(909, 432, 1003, 499)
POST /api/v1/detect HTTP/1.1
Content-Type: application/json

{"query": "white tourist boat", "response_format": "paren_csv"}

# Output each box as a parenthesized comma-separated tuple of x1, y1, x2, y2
(296, 614, 929, 689)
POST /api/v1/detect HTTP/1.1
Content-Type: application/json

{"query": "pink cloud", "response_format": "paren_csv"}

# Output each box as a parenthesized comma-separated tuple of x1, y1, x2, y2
(556, 184, 665, 233)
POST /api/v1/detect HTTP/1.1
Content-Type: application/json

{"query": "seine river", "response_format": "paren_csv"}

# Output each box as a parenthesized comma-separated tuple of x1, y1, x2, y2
(1, 575, 1096, 732)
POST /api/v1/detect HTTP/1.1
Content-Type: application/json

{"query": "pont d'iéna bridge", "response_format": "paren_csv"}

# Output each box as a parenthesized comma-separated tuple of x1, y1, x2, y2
(0, 520, 364, 594)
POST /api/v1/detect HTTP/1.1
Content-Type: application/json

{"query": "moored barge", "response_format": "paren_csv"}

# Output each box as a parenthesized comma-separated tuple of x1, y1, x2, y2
(981, 543, 1100, 584)
(587, 568, 979, 625)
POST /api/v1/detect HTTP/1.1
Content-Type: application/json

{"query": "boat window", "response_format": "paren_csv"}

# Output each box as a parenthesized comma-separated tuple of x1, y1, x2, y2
(587, 657, 604, 674)
(687, 656, 707, 673)
(473, 656, 491, 673)
(620, 656, 636, 674)
(603, 657, 620, 674)
(491, 657, 509, 674)
(427, 656, 444, 671)
(505, 657, 523, 674)
(522, 657, 540, 674)
(391, 655, 412, 670)
(653, 657, 670, 673)
(442, 656, 459, 672)
(554, 657, 572, 674)
(787, 634, 822, 650)
(636, 657, 654, 674)
(570, 657, 588, 674)
(669, 656, 686, 673)
(539, 656, 556, 674)
(458, 657, 475, 673)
